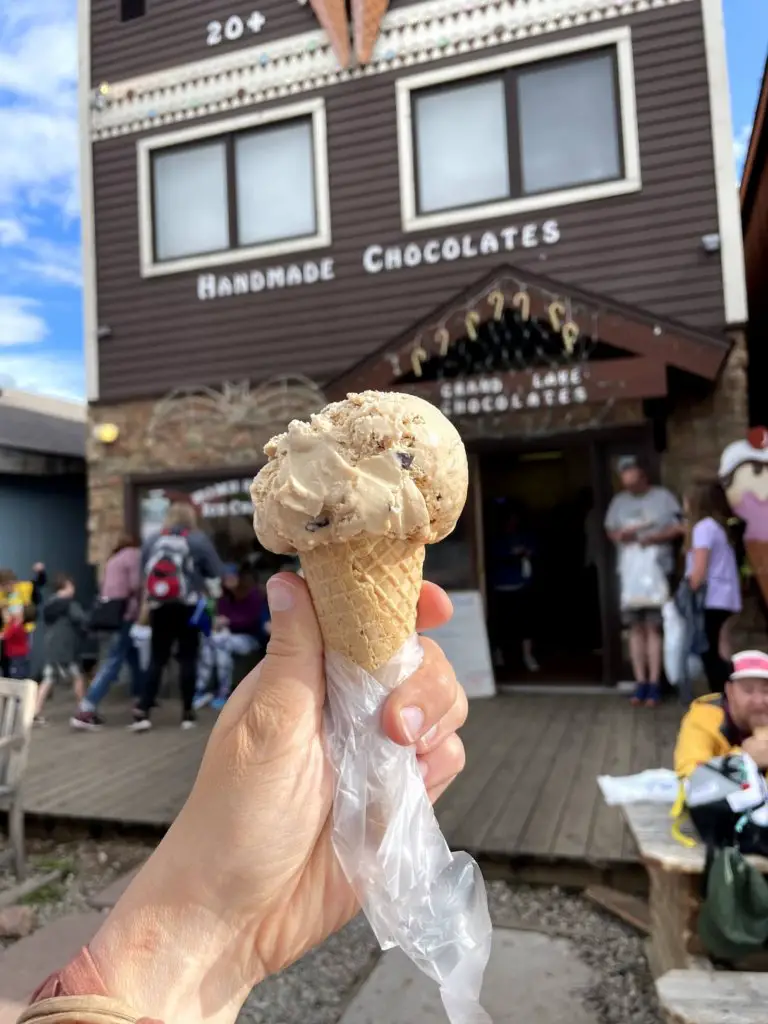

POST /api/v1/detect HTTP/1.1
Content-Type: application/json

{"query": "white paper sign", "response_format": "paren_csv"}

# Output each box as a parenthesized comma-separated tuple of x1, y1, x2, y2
(423, 590, 495, 699)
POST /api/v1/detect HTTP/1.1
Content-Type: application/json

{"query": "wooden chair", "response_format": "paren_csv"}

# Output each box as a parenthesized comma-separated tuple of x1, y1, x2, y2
(0, 678, 37, 878)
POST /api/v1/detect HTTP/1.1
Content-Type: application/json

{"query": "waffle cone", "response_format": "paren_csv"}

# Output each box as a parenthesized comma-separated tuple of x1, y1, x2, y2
(352, 0, 389, 64)
(309, 0, 351, 66)
(300, 536, 425, 673)
(746, 540, 768, 606)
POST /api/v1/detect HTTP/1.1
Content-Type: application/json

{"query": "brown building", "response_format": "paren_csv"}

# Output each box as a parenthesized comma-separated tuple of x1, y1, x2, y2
(82, 0, 748, 685)
(741, 55, 768, 428)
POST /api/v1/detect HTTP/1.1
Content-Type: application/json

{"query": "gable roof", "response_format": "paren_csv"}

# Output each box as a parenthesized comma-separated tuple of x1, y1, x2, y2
(327, 263, 732, 399)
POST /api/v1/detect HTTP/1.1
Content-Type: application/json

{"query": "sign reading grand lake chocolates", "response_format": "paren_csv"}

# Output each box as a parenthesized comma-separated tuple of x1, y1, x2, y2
(195, 219, 561, 301)
(434, 367, 588, 418)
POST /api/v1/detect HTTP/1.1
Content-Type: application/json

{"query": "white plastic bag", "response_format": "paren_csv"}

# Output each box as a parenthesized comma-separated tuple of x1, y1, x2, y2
(619, 543, 669, 609)
(325, 634, 492, 1024)
(662, 599, 685, 686)
(129, 623, 152, 671)
(598, 768, 680, 805)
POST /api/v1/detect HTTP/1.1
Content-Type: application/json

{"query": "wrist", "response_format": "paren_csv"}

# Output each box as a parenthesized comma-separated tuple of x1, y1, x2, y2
(89, 837, 264, 1024)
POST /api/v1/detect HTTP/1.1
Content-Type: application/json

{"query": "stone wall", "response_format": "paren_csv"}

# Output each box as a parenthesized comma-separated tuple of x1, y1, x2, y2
(662, 331, 749, 495)
(87, 379, 327, 566)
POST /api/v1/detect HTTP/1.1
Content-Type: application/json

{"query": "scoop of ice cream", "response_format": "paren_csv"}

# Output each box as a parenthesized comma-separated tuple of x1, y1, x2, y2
(251, 390, 468, 554)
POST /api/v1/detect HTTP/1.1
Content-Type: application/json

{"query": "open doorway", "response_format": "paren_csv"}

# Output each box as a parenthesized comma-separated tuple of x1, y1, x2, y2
(482, 446, 603, 683)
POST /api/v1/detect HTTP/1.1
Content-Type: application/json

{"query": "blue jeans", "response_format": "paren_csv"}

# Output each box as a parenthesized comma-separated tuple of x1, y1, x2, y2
(83, 622, 146, 711)
(196, 631, 260, 699)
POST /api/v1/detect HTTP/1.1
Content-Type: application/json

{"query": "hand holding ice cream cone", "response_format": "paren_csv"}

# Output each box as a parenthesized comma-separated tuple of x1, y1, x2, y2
(250, 391, 490, 1024)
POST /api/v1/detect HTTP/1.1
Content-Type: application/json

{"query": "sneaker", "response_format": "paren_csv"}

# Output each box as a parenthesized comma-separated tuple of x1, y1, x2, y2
(33, 715, 47, 727)
(70, 711, 105, 731)
(630, 683, 649, 706)
(180, 718, 197, 731)
(211, 697, 227, 711)
(645, 684, 661, 708)
(193, 692, 213, 711)
(127, 718, 152, 733)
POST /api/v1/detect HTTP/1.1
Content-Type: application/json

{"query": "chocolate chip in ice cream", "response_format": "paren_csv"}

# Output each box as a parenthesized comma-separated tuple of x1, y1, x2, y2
(306, 516, 331, 532)
(396, 452, 414, 469)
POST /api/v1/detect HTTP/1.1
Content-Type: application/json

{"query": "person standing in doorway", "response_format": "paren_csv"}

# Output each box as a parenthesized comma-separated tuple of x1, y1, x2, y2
(683, 478, 742, 692)
(70, 535, 146, 730)
(131, 502, 225, 732)
(605, 456, 684, 707)
(489, 504, 539, 675)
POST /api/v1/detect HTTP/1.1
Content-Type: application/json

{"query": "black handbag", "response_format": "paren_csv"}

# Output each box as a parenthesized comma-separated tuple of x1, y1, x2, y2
(89, 596, 127, 631)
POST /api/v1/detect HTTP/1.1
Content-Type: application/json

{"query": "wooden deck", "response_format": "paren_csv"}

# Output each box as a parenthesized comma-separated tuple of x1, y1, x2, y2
(16, 688, 681, 867)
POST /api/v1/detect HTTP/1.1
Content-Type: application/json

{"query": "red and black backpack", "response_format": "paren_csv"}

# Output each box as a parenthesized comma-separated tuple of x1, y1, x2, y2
(145, 529, 193, 604)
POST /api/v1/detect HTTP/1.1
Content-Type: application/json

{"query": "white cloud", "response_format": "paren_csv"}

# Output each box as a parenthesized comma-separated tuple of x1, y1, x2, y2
(0, 219, 27, 246)
(0, 296, 48, 345)
(0, 3, 79, 216)
(0, 351, 84, 401)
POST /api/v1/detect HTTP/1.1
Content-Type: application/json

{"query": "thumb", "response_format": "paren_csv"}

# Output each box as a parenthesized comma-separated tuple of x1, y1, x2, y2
(257, 572, 325, 708)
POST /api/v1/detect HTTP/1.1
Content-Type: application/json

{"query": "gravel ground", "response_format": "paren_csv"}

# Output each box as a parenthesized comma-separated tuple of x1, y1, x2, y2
(0, 840, 662, 1024)
(237, 880, 663, 1024)
(0, 837, 150, 948)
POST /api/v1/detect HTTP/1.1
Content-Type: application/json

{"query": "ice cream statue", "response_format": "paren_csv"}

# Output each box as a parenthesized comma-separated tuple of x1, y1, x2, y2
(251, 391, 492, 1024)
(719, 427, 768, 602)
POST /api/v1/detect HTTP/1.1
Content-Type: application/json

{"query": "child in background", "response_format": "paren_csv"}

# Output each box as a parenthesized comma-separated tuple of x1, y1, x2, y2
(2, 601, 31, 679)
(37, 574, 87, 724)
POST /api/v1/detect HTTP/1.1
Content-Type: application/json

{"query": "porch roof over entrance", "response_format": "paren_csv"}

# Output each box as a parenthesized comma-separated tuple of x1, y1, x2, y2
(326, 264, 733, 402)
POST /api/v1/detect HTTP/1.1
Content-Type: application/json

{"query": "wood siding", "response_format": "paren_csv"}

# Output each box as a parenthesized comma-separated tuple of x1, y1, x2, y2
(91, 0, 421, 84)
(91, 3, 727, 404)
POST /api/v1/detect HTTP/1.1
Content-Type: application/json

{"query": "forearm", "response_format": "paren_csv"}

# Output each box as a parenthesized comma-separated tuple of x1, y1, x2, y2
(645, 524, 684, 544)
(34, 832, 262, 1024)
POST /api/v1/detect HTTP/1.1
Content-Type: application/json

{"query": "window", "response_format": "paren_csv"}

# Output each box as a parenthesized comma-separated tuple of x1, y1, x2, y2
(397, 27, 640, 232)
(121, 0, 145, 21)
(138, 99, 331, 277)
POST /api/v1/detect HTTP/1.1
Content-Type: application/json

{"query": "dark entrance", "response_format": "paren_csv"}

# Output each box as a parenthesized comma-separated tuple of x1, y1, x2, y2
(481, 445, 602, 683)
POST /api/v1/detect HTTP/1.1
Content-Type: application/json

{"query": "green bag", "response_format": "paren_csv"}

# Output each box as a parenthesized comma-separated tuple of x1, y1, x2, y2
(698, 846, 768, 961)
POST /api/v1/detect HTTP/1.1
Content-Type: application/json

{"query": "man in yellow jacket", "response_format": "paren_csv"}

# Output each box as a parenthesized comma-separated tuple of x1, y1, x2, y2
(675, 650, 768, 777)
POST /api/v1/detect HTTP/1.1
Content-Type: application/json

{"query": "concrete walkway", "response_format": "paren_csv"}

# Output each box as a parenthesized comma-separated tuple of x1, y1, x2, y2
(340, 928, 599, 1024)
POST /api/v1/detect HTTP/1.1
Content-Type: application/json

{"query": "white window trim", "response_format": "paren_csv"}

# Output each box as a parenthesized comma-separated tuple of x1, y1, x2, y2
(395, 26, 641, 234)
(137, 97, 331, 278)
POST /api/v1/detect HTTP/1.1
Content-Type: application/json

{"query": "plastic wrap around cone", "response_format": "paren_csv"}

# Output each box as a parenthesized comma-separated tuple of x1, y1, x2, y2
(352, 0, 390, 64)
(300, 536, 425, 673)
(309, 0, 351, 66)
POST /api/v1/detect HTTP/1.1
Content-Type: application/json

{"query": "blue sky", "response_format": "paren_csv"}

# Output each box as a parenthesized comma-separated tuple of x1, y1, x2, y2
(0, 1, 766, 402)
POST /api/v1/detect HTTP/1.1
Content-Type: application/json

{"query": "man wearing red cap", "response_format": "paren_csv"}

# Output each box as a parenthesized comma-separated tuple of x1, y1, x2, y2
(675, 650, 768, 777)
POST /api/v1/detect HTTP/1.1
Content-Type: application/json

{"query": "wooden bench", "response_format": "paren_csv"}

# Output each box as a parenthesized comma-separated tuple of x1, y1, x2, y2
(620, 802, 768, 977)
(656, 969, 768, 1024)
(0, 678, 37, 878)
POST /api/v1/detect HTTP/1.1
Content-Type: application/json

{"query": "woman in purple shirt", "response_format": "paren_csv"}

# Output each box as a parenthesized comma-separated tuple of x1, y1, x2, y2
(684, 479, 742, 692)
(194, 566, 270, 710)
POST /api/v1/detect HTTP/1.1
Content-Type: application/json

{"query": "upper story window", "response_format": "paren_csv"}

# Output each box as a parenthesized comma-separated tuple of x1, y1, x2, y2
(121, 0, 146, 21)
(137, 99, 331, 277)
(396, 27, 640, 233)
